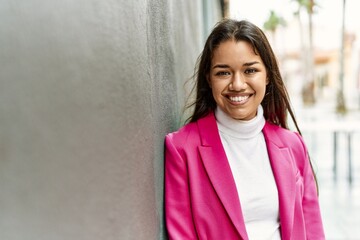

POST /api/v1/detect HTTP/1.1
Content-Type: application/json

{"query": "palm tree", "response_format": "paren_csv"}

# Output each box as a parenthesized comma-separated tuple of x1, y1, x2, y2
(336, 0, 347, 114)
(293, 0, 317, 105)
(263, 10, 286, 47)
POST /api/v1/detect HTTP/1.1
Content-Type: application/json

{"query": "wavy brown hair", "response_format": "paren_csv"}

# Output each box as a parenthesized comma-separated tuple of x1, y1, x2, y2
(187, 19, 300, 133)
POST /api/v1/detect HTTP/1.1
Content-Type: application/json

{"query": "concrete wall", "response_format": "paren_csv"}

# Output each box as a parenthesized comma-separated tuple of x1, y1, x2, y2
(0, 0, 221, 239)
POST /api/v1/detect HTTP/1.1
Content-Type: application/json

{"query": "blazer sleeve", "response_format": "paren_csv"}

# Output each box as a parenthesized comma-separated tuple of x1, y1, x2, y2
(164, 134, 198, 240)
(295, 133, 325, 239)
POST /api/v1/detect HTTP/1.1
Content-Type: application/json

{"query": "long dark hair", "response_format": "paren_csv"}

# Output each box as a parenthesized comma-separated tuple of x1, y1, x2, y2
(186, 19, 319, 193)
(187, 19, 300, 133)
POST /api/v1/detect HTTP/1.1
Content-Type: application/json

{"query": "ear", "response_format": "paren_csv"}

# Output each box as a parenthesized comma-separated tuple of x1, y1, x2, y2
(266, 76, 269, 85)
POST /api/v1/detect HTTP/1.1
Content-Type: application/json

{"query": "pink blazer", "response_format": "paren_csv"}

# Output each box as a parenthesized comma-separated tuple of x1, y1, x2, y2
(165, 112, 325, 240)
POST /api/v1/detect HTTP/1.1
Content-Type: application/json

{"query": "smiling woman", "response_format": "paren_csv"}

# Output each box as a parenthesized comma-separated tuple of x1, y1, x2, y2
(209, 40, 268, 120)
(164, 19, 325, 240)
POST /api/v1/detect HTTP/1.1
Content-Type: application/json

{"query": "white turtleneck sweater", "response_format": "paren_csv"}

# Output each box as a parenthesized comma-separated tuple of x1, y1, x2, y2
(215, 105, 281, 240)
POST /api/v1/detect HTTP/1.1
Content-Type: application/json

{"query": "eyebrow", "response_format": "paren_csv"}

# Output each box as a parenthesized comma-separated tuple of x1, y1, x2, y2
(212, 64, 229, 69)
(243, 61, 260, 67)
(212, 61, 260, 69)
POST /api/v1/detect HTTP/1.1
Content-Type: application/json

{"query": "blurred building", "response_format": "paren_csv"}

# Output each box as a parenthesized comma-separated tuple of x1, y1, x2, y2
(265, 17, 359, 111)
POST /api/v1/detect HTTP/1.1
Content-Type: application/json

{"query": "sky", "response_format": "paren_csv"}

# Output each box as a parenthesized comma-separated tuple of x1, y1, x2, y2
(229, 0, 359, 32)
(229, 0, 360, 51)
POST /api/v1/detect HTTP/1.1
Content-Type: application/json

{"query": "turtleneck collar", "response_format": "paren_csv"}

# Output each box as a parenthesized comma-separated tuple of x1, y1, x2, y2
(215, 105, 266, 139)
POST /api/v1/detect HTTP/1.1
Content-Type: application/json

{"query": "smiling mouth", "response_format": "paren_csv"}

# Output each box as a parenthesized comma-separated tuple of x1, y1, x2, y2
(228, 94, 253, 103)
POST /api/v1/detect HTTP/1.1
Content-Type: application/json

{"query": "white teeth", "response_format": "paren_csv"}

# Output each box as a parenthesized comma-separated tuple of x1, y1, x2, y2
(229, 95, 249, 102)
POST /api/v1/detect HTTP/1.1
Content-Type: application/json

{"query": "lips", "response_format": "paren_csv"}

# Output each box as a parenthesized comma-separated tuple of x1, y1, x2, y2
(228, 94, 253, 103)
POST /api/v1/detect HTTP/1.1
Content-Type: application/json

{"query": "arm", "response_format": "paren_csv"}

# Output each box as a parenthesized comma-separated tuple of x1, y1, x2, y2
(164, 134, 198, 240)
(295, 133, 325, 239)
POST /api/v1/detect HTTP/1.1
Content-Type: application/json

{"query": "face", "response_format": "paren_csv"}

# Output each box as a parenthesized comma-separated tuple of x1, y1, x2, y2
(209, 39, 268, 120)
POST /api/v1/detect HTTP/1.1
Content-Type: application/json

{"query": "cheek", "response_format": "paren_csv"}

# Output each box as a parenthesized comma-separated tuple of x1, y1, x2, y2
(209, 83, 223, 105)
(258, 85, 267, 98)
(210, 82, 223, 97)
(256, 78, 268, 93)
(210, 86, 219, 100)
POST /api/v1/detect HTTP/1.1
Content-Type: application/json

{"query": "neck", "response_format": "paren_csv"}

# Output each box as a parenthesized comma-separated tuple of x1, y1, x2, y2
(215, 105, 265, 139)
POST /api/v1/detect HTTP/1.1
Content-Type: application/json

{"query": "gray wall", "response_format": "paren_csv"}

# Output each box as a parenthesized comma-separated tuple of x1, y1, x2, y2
(0, 0, 220, 239)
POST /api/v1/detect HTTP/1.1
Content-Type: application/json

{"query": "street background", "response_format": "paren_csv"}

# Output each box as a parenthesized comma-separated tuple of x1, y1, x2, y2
(232, 1, 360, 238)
(1, 0, 359, 239)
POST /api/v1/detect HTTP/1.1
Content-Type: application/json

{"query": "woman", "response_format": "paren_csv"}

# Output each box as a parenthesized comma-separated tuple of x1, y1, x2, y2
(164, 19, 325, 240)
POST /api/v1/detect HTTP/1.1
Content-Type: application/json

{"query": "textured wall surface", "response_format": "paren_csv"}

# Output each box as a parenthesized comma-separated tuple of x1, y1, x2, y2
(0, 0, 220, 239)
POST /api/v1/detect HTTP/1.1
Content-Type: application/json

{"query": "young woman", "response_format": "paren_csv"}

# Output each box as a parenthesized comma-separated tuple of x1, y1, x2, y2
(164, 19, 325, 240)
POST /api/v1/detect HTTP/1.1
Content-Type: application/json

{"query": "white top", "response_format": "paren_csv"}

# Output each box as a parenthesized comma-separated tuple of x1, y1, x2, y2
(215, 105, 281, 240)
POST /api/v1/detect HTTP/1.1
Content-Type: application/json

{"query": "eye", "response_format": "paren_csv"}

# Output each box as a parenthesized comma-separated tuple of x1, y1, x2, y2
(244, 68, 257, 74)
(215, 71, 231, 76)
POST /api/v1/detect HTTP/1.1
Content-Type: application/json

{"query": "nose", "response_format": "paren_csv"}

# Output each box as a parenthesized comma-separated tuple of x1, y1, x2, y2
(229, 73, 245, 91)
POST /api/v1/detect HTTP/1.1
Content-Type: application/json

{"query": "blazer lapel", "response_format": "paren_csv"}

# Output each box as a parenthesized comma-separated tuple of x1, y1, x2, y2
(197, 113, 248, 240)
(263, 123, 296, 240)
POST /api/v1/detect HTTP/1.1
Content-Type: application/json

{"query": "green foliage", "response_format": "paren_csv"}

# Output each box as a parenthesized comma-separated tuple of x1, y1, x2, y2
(263, 11, 286, 32)
(293, 0, 317, 14)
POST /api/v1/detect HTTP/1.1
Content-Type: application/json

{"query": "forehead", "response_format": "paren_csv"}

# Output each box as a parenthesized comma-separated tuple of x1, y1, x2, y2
(211, 40, 262, 64)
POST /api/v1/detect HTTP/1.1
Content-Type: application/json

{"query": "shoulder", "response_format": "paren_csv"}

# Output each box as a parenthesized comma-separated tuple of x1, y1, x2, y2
(264, 122, 309, 170)
(165, 121, 200, 147)
(165, 112, 216, 147)
(264, 122, 304, 146)
(264, 121, 295, 136)
(264, 121, 307, 156)
(164, 120, 203, 162)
